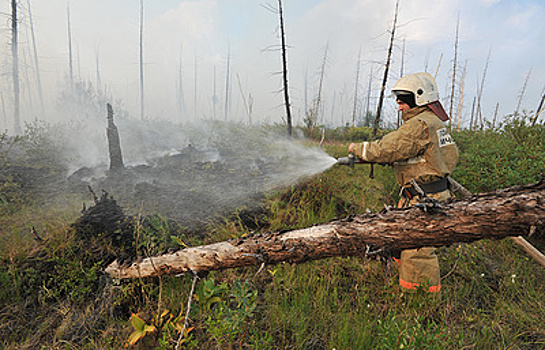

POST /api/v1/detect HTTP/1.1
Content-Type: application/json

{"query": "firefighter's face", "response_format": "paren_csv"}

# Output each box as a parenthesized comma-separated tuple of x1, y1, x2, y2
(397, 100, 411, 112)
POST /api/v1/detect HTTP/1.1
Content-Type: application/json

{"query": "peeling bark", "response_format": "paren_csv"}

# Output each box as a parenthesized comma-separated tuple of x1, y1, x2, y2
(106, 181, 545, 279)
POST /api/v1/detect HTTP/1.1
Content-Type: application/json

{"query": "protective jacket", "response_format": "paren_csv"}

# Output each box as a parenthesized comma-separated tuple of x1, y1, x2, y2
(351, 105, 458, 187)
(351, 105, 459, 292)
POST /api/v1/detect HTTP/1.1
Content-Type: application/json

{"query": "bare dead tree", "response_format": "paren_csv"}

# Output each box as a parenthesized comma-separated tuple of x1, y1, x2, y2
(1, 94, 7, 129)
(304, 68, 309, 119)
(469, 96, 476, 130)
(67, 2, 74, 87)
(369, 0, 400, 178)
(22, 47, 35, 110)
(490, 102, 499, 129)
(139, 0, 145, 120)
(178, 46, 187, 123)
(11, 0, 21, 134)
(307, 44, 328, 133)
(515, 68, 532, 116)
(476, 49, 491, 129)
(105, 180, 545, 279)
(456, 61, 467, 130)
(365, 67, 374, 127)
(352, 48, 362, 126)
(277, 0, 293, 137)
(530, 89, 545, 127)
(194, 52, 198, 119)
(423, 50, 430, 73)
(397, 37, 406, 128)
(224, 45, 231, 122)
(373, 0, 399, 138)
(27, 0, 44, 114)
(95, 50, 102, 92)
(330, 90, 336, 125)
(237, 73, 253, 125)
(434, 53, 443, 79)
(449, 14, 460, 122)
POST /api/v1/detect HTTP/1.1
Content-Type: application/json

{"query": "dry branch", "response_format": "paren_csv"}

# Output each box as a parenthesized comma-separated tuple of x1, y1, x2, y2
(106, 181, 545, 279)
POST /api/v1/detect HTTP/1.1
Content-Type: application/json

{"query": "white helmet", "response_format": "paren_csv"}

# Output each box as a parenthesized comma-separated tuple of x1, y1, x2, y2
(392, 72, 439, 106)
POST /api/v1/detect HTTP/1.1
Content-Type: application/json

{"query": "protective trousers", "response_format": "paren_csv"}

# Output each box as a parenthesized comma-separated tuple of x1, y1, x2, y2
(397, 189, 453, 293)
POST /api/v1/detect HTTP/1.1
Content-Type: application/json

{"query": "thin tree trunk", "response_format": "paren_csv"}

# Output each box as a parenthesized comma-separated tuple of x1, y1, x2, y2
(492, 102, 499, 129)
(398, 38, 405, 128)
(105, 180, 545, 279)
(213, 65, 217, 120)
(194, 52, 198, 120)
(365, 67, 373, 127)
(236, 73, 252, 125)
(22, 48, 32, 108)
(278, 0, 293, 137)
(515, 69, 531, 116)
(1, 93, 7, 129)
(469, 96, 476, 131)
(456, 61, 467, 130)
(434, 53, 443, 80)
(139, 0, 144, 120)
(28, 0, 44, 114)
(476, 49, 490, 129)
(178, 45, 187, 123)
(304, 68, 309, 121)
(224, 45, 230, 122)
(352, 48, 361, 127)
(312, 44, 328, 129)
(373, 0, 399, 138)
(67, 2, 73, 88)
(531, 91, 545, 127)
(449, 14, 460, 123)
(95, 50, 102, 92)
(330, 90, 336, 126)
(11, 0, 21, 134)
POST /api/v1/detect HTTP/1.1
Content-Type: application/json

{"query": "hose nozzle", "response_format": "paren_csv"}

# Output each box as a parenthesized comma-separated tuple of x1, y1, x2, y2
(336, 153, 356, 168)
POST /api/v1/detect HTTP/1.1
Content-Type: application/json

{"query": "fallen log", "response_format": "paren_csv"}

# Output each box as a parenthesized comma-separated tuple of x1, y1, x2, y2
(448, 176, 545, 268)
(105, 180, 545, 279)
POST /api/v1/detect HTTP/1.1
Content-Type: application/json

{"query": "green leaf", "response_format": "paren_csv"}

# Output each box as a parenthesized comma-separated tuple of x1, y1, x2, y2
(126, 330, 145, 347)
(130, 313, 146, 332)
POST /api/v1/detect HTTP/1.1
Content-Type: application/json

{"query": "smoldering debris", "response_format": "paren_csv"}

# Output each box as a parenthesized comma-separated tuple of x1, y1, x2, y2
(67, 120, 337, 229)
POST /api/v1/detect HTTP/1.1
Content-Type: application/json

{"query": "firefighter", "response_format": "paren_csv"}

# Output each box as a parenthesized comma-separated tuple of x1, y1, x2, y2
(349, 72, 459, 293)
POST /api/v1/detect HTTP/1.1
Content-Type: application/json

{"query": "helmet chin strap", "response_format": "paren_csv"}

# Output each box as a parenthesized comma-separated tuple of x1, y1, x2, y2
(427, 101, 450, 121)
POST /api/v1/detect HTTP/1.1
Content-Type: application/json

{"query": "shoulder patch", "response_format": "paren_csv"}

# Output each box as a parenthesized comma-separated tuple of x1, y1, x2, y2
(437, 128, 455, 147)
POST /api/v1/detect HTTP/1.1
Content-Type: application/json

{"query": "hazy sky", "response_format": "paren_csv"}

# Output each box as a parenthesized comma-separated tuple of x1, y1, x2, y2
(0, 0, 543, 130)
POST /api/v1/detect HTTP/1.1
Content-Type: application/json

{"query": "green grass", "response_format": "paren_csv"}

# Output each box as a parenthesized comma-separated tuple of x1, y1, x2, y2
(1, 121, 544, 349)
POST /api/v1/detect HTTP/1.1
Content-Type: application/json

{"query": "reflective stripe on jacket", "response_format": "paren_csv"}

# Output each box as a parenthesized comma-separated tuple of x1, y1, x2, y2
(351, 105, 459, 187)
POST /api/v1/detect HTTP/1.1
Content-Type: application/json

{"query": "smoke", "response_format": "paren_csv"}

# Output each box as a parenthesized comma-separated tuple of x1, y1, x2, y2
(64, 114, 337, 227)
(11, 79, 338, 228)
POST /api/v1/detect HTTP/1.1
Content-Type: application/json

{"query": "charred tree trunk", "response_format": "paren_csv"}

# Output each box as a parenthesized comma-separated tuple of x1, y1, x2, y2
(278, 0, 293, 137)
(531, 91, 545, 127)
(106, 103, 124, 171)
(373, 0, 399, 138)
(106, 180, 545, 279)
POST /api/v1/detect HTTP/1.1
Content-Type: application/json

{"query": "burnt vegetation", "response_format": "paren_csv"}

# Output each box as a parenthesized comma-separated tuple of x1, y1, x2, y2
(0, 113, 544, 349)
